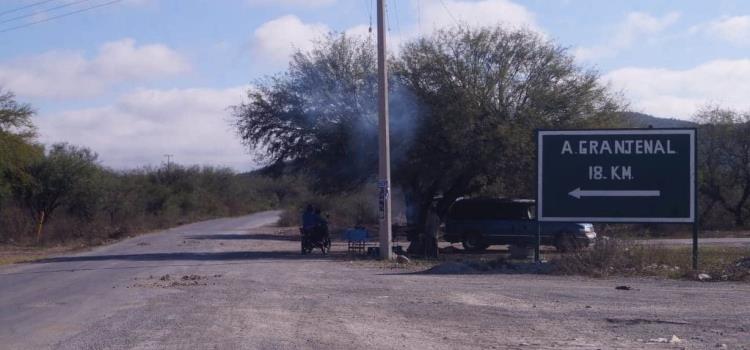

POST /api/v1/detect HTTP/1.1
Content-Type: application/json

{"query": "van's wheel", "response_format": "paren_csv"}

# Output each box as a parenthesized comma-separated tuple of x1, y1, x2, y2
(462, 232, 489, 252)
(555, 234, 579, 253)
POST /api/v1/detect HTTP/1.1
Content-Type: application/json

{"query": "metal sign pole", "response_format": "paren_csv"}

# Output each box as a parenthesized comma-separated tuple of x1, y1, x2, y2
(535, 221, 541, 263)
(692, 136, 699, 270)
(692, 222, 698, 270)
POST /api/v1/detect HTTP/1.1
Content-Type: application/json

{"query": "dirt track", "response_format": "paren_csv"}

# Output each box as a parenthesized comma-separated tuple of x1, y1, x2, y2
(0, 211, 748, 349)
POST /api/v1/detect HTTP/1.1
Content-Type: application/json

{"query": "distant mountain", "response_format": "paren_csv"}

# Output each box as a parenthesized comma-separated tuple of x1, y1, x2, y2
(620, 112, 697, 128)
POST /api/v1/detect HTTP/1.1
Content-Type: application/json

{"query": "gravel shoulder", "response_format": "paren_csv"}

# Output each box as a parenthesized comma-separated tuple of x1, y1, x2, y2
(0, 211, 748, 349)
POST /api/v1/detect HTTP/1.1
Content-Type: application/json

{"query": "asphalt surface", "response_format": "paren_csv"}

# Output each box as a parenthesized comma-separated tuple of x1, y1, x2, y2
(639, 237, 750, 247)
(1, 211, 749, 349)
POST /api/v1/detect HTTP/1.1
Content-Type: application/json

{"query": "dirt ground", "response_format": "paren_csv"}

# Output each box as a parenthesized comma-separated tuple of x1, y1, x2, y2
(0, 211, 748, 349)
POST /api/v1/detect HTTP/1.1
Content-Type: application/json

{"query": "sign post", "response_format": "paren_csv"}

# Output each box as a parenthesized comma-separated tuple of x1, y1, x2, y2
(536, 129, 697, 267)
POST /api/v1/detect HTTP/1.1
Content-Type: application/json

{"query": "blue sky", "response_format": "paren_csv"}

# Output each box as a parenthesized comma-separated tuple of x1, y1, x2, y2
(0, 0, 748, 170)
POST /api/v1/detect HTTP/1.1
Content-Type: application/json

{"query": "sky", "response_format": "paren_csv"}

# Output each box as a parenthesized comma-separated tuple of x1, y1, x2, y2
(0, 0, 748, 171)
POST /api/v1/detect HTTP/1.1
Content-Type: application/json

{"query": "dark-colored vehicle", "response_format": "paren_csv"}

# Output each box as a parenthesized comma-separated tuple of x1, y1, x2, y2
(443, 198, 596, 252)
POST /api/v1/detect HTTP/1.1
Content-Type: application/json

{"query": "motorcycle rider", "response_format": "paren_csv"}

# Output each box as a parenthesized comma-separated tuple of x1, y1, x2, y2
(302, 205, 316, 235)
(312, 208, 328, 240)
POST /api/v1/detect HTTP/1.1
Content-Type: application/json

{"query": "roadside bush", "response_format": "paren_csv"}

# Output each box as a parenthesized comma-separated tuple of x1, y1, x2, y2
(555, 237, 750, 281)
(0, 155, 299, 246)
(555, 238, 650, 277)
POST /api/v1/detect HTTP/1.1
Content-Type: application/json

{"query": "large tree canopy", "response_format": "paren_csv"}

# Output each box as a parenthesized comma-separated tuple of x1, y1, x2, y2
(394, 27, 623, 220)
(232, 34, 419, 191)
(232, 26, 624, 255)
(235, 35, 375, 190)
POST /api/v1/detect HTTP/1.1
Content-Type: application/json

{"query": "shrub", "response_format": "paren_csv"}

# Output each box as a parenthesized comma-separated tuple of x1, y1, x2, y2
(555, 236, 750, 281)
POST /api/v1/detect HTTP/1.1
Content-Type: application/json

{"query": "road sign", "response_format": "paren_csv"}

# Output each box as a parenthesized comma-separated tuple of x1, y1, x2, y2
(537, 129, 695, 223)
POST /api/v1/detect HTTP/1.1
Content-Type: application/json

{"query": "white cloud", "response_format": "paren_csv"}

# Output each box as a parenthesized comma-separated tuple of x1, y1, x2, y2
(603, 59, 750, 118)
(250, 1, 541, 66)
(691, 15, 750, 46)
(575, 12, 680, 61)
(353, 0, 541, 53)
(0, 38, 189, 99)
(252, 15, 329, 67)
(37, 86, 257, 170)
(93, 39, 188, 81)
(419, 0, 541, 34)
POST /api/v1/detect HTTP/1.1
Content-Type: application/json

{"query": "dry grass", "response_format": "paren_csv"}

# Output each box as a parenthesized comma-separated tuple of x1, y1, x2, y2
(0, 243, 92, 266)
(344, 258, 440, 272)
(555, 238, 750, 281)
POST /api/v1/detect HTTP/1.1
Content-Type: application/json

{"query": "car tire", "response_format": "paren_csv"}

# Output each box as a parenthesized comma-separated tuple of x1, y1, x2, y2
(462, 232, 489, 252)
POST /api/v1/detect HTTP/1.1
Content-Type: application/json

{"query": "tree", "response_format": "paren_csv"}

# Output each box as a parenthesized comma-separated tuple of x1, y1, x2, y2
(695, 106, 750, 227)
(0, 89, 35, 139)
(233, 33, 378, 190)
(232, 34, 419, 192)
(393, 27, 623, 254)
(232, 27, 624, 257)
(0, 89, 42, 204)
(10, 143, 100, 242)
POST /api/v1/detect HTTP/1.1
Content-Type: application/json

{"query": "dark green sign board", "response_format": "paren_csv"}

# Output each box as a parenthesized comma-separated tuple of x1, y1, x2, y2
(537, 129, 695, 223)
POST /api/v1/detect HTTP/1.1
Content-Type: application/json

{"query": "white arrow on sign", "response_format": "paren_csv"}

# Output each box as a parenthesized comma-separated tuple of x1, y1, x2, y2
(569, 187, 661, 199)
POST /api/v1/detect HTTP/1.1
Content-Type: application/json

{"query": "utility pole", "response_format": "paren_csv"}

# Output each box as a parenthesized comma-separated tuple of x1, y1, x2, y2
(164, 154, 173, 171)
(377, 0, 393, 260)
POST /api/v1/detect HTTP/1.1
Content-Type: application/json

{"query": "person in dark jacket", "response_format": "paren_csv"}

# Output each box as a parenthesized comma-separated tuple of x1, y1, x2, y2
(302, 205, 316, 232)
(312, 208, 328, 240)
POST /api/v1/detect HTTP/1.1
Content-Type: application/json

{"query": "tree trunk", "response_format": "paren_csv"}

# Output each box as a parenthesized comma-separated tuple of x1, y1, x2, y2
(423, 209, 440, 258)
(406, 198, 431, 255)
(734, 204, 746, 227)
(35, 210, 45, 244)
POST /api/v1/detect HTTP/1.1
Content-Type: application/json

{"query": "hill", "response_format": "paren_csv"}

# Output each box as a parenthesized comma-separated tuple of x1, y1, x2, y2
(621, 112, 696, 128)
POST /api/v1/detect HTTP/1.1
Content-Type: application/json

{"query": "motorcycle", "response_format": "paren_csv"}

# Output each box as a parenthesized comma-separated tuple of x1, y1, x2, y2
(300, 222, 331, 255)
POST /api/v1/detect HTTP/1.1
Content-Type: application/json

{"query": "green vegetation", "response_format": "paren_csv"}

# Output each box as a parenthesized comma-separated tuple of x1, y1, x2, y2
(0, 90, 42, 207)
(0, 158, 299, 245)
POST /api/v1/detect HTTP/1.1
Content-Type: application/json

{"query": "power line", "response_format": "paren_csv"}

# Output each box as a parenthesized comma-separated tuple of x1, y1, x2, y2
(384, 0, 390, 33)
(361, 0, 372, 37)
(417, 0, 422, 35)
(0, 0, 92, 26)
(0, 0, 122, 34)
(0, 0, 58, 17)
(390, 0, 402, 42)
(439, 0, 459, 26)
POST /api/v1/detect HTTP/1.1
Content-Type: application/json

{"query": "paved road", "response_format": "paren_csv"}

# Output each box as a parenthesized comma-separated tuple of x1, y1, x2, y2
(1, 211, 748, 349)
(639, 237, 750, 247)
